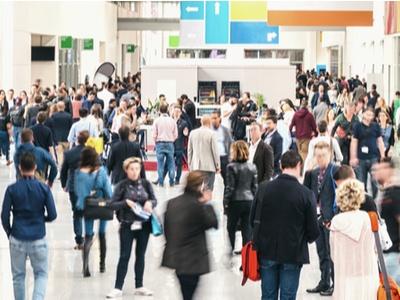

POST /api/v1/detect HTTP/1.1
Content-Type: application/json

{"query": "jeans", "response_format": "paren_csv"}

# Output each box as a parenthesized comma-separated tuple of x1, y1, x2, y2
(156, 142, 175, 186)
(227, 201, 252, 250)
(84, 218, 107, 236)
(316, 218, 334, 289)
(163, 148, 183, 183)
(259, 259, 302, 300)
(0, 130, 10, 160)
(69, 192, 83, 244)
(384, 252, 400, 285)
(176, 273, 200, 300)
(355, 158, 378, 197)
(12, 125, 22, 151)
(10, 235, 49, 300)
(202, 171, 216, 191)
(114, 222, 151, 290)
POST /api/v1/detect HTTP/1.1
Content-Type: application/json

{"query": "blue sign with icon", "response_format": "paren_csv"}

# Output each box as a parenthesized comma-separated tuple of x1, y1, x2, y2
(205, 1, 229, 44)
(180, 1, 205, 20)
(230, 21, 279, 44)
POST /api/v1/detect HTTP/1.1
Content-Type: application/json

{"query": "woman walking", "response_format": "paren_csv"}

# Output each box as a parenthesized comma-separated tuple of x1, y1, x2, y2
(224, 141, 258, 260)
(106, 157, 156, 298)
(74, 147, 112, 277)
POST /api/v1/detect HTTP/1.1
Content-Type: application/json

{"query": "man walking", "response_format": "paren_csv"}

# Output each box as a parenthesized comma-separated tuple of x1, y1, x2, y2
(1, 151, 57, 300)
(188, 114, 221, 190)
(264, 116, 283, 178)
(52, 101, 72, 170)
(153, 104, 178, 187)
(350, 106, 385, 197)
(251, 150, 319, 299)
(60, 130, 90, 249)
(304, 141, 339, 296)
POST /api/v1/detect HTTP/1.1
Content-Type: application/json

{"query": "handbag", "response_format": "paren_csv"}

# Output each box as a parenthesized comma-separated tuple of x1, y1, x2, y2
(241, 182, 267, 286)
(378, 215, 393, 251)
(84, 171, 113, 221)
(86, 136, 104, 154)
(151, 212, 163, 236)
(368, 212, 400, 300)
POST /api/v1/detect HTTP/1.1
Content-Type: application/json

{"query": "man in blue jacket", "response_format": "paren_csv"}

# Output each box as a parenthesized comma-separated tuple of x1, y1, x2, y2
(14, 128, 58, 187)
(1, 151, 57, 300)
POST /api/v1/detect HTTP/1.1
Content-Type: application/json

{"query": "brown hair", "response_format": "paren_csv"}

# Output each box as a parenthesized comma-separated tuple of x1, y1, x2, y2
(231, 140, 250, 162)
(77, 130, 90, 145)
(21, 128, 33, 143)
(78, 147, 100, 173)
(185, 171, 205, 193)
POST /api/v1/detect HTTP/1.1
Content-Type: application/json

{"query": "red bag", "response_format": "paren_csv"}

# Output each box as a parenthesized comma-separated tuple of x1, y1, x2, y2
(241, 241, 260, 285)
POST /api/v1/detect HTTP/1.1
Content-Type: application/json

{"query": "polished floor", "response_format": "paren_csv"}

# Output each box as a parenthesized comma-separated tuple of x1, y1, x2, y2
(0, 152, 328, 300)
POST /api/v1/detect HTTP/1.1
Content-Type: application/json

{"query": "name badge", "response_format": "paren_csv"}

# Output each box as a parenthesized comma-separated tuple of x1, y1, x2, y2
(131, 221, 142, 231)
(361, 146, 369, 154)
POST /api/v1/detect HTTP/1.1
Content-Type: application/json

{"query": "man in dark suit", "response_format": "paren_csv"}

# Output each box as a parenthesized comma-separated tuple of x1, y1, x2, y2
(250, 150, 320, 299)
(60, 130, 89, 249)
(30, 112, 56, 161)
(107, 126, 145, 185)
(24, 94, 42, 127)
(304, 141, 339, 296)
(264, 116, 283, 178)
(52, 101, 72, 169)
(181, 94, 197, 129)
(249, 122, 273, 183)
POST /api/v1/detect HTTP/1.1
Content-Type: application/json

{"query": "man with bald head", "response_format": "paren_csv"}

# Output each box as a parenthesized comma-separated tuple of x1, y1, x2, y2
(188, 114, 221, 190)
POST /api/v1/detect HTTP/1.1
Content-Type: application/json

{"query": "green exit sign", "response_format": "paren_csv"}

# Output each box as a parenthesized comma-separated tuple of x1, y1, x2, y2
(127, 44, 135, 53)
(83, 38, 94, 50)
(60, 36, 72, 49)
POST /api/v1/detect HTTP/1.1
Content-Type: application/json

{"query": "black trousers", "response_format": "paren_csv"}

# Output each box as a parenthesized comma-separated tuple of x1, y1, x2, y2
(220, 155, 229, 187)
(176, 273, 200, 300)
(316, 217, 334, 289)
(227, 201, 252, 251)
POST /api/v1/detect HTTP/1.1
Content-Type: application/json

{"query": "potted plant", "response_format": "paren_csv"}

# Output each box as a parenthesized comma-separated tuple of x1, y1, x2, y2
(143, 98, 160, 125)
(252, 93, 265, 116)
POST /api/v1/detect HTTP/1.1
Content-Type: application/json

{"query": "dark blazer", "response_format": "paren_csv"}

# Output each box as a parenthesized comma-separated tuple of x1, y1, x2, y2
(253, 141, 274, 183)
(25, 105, 41, 127)
(267, 131, 283, 176)
(107, 140, 145, 184)
(51, 111, 72, 142)
(304, 163, 339, 222)
(30, 123, 53, 152)
(60, 144, 85, 192)
(30, 117, 57, 144)
(250, 175, 320, 264)
(162, 191, 218, 275)
(174, 118, 188, 150)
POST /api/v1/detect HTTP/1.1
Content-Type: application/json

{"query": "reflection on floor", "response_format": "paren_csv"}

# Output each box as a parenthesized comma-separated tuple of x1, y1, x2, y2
(0, 158, 327, 299)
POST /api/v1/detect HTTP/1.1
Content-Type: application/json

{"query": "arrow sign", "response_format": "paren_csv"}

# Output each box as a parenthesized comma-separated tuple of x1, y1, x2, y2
(267, 32, 277, 42)
(180, 1, 204, 20)
(186, 6, 199, 12)
(215, 2, 220, 15)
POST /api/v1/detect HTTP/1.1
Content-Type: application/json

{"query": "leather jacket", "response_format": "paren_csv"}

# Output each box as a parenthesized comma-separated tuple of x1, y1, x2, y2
(223, 161, 258, 206)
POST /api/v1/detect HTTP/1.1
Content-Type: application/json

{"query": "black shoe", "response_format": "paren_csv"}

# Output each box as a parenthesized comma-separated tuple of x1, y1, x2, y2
(306, 286, 327, 293)
(320, 287, 334, 296)
(152, 180, 158, 185)
(233, 250, 241, 255)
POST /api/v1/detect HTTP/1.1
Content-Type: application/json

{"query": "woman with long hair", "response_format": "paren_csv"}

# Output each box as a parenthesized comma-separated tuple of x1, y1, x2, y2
(224, 141, 258, 263)
(378, 111, 395, 157)
(325, 107, 337, 136)
(74, 147, 112, 277)
(375, 96, 392, 122)
(89, 103, 104, 136)
(106, 157, 157, 298)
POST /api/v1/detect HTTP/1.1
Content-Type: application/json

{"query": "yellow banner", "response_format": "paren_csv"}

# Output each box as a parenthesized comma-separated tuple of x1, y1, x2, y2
(230, 1, 268, 21)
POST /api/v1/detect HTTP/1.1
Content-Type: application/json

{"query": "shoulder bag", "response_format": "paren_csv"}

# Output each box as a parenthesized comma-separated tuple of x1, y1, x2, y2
(84, 170, 113, 220)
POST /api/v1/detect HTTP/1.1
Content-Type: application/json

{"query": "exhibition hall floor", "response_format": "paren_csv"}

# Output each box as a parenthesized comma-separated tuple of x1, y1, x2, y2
(0, 157, 326, 299)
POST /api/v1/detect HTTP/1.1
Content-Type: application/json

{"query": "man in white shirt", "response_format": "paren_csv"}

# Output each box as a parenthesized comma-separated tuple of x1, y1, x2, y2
(67, 108, 98, 145)
(97, 83, 115, 113)
(303, 120, 343, 175)
(221, 94, 237, 131)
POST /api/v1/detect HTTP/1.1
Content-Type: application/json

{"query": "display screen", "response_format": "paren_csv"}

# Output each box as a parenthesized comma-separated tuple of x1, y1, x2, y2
(31, 46, 55, 61)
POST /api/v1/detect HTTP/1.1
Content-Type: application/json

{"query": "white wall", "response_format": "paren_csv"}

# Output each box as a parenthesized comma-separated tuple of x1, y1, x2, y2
(0, 1, 126, 93)
(142, 62, 296, 109)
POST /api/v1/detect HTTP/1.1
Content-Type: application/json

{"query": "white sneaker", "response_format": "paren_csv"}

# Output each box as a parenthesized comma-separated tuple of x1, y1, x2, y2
(134, 287, 154, 296)
(106, 288, 123, 298)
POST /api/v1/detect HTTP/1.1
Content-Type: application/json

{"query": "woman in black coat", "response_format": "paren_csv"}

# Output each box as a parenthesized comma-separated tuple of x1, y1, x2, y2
(162, 171, 218, 300)
(224, 140, 258, 261)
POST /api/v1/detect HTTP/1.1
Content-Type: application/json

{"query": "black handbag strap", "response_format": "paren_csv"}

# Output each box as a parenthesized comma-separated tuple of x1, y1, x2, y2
(252, 182, 267, 248)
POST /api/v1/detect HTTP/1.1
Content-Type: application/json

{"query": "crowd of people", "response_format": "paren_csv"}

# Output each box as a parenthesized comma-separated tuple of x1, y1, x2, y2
(1, 68, 400, 300)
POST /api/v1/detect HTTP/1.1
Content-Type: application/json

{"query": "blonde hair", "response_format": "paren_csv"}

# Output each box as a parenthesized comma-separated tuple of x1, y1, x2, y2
(335, 179, 365, 212)
(123, 157, 142, 170)
(231, 140, 250, 162)
(376, 96, 388, 110)
(282, 103, 292, 113)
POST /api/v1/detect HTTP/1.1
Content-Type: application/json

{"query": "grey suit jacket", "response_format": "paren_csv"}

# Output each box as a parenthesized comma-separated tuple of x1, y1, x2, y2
(188, 126, 221, 172)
